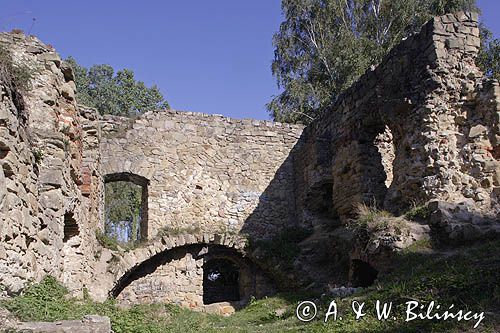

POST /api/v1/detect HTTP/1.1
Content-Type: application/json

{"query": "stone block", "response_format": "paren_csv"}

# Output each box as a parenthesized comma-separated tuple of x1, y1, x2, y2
(39, 189, 63, 211)
(469, 125, 487, 138)
(16, 315, 111, 333)
(39, 169, 64, 187)
(37, 52, 61, 66)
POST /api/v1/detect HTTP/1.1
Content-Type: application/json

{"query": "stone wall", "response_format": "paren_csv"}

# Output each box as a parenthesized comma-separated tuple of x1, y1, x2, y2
(0, 32, 101, 295)
(0, 11, 498, 309)
(294, 12, 499, 227)
(115, 243, 273, 310)
(100, 111, 304, 239)
(15, 315, 111, 333)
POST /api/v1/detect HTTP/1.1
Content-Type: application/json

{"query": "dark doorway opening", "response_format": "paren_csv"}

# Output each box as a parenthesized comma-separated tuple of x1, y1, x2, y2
(351, 259, 378, 287)
(203, 258, 240, 304)
(63, 212, 79, 242)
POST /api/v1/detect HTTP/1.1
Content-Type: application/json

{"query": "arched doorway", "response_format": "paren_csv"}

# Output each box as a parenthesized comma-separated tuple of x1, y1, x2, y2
(203, 258, 240, 304)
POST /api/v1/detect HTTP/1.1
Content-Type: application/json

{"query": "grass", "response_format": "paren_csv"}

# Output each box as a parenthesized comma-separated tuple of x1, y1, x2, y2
(1, 240, 499, 332)
(0, 44, 33, 93)
(405, 203, 431, 222)
(348, 204, 412, 247)
(248, 227, 312, 268)
(95, 230, 121, 251)
(32, 148, 44, 165)
(95, 230, 146, 252)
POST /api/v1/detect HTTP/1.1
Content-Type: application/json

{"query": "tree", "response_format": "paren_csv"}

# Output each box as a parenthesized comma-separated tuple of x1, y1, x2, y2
(65, 57, 169, 117)
(477, 25, 500, 82)
(268, 0, 478, 124)
(104, 181, 143, 244)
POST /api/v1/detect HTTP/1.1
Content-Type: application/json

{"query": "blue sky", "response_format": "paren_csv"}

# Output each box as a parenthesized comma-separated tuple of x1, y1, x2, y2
(1, 1, 499, 120)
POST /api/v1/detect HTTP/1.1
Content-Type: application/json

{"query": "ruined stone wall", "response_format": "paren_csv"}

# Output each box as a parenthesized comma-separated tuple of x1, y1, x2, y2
(0, 11, 498, 306)
(0, 31, 303, 302)
(100, 112, 304, 240)
(0, 32, 101, 295)
(295, 12, 499, 226)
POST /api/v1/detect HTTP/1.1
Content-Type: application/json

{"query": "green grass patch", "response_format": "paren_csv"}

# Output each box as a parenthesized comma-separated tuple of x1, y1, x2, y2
(95, 230, 144, 252)
(405, 203, 431, 222)
(95, 230, 120, 251)
(246, 226, 313, 288)
(249, 227, 313, 268)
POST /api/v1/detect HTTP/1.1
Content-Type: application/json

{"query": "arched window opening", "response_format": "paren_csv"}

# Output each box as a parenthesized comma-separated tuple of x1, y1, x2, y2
(104, 173, 148, 245)
(351, 259, 378, 287)
(203, 258, 240, 305)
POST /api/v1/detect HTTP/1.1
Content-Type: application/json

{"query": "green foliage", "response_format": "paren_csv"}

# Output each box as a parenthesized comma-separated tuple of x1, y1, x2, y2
(405, 203, 431, 221)
(1, 276, 173, 332)
(95, 230, 119, 251)
(247, 227, 312, 289)
(477, 24, 500, 81)
(269, 0, 478, 124)
(348, 204, 411, 247)
(350, 204, 393, 228)
(250, 227, 312, 269)
(349, 203, 409, 234)
(64, 57, 169, 117)
(401, 238, 432, 253)
(2, 276, 72, 322)
(0, 44, 34, 93)
(104, 181, 143, 246)
(32, 149, 44, 165)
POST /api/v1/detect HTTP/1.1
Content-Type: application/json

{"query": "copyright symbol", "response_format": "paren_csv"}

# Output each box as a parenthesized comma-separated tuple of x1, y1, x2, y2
(296, 301, 317, 322)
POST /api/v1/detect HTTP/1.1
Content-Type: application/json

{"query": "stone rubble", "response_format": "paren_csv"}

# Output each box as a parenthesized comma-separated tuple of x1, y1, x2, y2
(0, 11, 498, 331)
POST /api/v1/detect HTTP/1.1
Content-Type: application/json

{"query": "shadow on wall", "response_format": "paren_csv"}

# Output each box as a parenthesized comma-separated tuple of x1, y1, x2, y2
(108, 132, 306, 305)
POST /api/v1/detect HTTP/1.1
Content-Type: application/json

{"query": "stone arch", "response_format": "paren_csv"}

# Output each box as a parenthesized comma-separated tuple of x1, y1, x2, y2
(107, 233, 271, 309)
(103, 172, 149, 241)
(200, 246, 259, 306)
(108, 233, 246, 296)
(101, 159, 153, 184)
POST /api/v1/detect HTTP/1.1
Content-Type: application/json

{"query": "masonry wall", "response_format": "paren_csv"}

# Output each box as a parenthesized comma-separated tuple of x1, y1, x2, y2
(100, 112, 304, 240)
(294, 12, 500, 227)
(117, 247, 205, 308)
(0, 11, 498, 304)
(0, 32, 101, 295)
(115, 244, 273, 310)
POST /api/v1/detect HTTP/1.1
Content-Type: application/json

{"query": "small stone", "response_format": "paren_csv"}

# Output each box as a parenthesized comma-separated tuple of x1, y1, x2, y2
(37, 52, 61, 67)
(468, 125, 487, 138)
